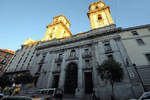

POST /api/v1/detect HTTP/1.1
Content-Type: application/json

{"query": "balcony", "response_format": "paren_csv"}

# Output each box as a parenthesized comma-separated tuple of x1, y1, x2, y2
(105, 49, 113, 54)
(66, 55, 78, 61)
(82, 52, 92, 58)
(82, 67, 92, 70)
(55, 58, 63, 63)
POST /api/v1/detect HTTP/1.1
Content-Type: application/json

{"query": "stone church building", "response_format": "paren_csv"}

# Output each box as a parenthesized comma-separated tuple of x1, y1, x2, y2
(4, 1, 150, 100)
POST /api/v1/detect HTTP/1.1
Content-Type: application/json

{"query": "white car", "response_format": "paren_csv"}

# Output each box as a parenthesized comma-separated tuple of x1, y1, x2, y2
(129, 92, 150, 100)
(138, 92, 150, 100)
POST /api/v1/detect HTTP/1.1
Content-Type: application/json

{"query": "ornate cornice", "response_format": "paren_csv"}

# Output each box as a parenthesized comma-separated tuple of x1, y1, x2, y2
(37, 25, 121, 50)
(121, 24, 150, 32)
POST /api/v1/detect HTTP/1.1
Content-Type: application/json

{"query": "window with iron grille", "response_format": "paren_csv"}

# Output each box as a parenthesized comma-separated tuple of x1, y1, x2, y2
(131, 31, 138, 36)
(145, 54, 150, 63)
(136, 39, 145, 45)
(85, 59, 90, 66)
(107, 54, 113, 60)
(70, 50, 76, 57)
(104, 41, 112, 52)
(59, 54, 63, 59)
(85, 49, 89, 54)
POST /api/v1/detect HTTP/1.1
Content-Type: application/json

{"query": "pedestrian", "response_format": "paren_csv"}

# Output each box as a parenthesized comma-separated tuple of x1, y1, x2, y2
(57, 88, 63, 100)
(92, 90, 97, 100)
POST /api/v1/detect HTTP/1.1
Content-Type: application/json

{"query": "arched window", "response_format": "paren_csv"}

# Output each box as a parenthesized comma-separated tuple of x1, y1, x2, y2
(97, 14, 102, 20)
(95, 6, 98, 9)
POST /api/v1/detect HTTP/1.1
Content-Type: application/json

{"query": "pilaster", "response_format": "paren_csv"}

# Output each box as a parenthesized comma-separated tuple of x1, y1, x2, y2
(75, 48, 84, 97)
(58, 50, 67, 90)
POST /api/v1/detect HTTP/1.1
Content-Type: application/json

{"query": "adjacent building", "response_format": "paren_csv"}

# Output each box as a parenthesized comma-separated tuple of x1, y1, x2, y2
(4, 1, 150, 100)
(118, 25, 150, 91)
(0, 49, 15, 76)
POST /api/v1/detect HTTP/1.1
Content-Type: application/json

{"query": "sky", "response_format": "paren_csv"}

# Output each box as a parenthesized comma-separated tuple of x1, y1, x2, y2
(0, 0, 150, 51)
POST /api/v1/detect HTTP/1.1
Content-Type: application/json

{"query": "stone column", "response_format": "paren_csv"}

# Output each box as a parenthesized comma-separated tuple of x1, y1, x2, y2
(58, 68, 66, 90)
(75, 48, 84, 97)
(91, 43, 101, 98)
(58, 50, 67, 90)
(46, 70, 53, 88)
(92, 44, 99, 88)
(92, 66, 99, 88)
(95, 42, 106, 86)
(46, 53, 55, 88)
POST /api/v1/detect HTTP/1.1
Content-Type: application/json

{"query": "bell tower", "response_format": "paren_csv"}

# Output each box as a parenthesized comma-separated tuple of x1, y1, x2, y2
(42, 15, 72, 41)
(87, 0, 114, 29)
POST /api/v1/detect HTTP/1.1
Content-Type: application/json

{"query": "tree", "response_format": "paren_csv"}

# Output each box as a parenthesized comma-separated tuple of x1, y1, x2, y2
(14, 72, 34, 85)
(97, 59, 124, 100)
(0, 74, 12, 89)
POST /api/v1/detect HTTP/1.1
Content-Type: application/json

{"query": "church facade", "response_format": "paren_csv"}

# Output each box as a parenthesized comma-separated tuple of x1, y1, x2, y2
(4, 1, 150, 100)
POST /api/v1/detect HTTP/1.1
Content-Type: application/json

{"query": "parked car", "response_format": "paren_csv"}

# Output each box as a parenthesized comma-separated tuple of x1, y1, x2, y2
(139, 92, 150, 100)
(1, 96, 32, 100)
(0, 93, 4, 99)
(129, 92, 150, 100)
(39, 88, 56, 95)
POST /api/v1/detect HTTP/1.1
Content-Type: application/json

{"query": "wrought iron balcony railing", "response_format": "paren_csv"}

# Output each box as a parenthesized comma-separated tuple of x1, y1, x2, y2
(66, 55, 78, 61)
(55, 58, 63, 63)
(82, 52, 92, 58)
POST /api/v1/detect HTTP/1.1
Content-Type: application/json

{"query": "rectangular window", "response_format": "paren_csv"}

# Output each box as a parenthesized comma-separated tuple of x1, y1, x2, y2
(85, 49, 89, 54)
(23, 57, 27, 63)
(98, 14, 102, 20)
(85, 59, 90, 65)
(104, 41, 112, 52)
(1, 59, 7, 64)
(57, 63, 61, 70)
(145, 54, 150, 62)
(70, 50, 76, 57)
(107, 55, 113, 60)
(131, 31, 138, 36)
(57, 63, 61, 67)
(59, 54, 63, 59)
(136, 39, 145, 45)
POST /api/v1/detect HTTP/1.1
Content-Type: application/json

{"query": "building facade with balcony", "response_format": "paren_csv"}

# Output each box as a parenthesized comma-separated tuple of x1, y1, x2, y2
(4, 1, 150, 100)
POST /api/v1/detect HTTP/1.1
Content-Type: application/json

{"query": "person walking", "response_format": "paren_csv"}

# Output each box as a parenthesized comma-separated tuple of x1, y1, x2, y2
(92, 90, 97, 100)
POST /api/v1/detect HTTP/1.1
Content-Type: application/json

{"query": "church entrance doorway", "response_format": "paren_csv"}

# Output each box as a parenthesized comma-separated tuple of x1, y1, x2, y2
(84, 72, 93, 94)
(64, 63, 78, 94)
